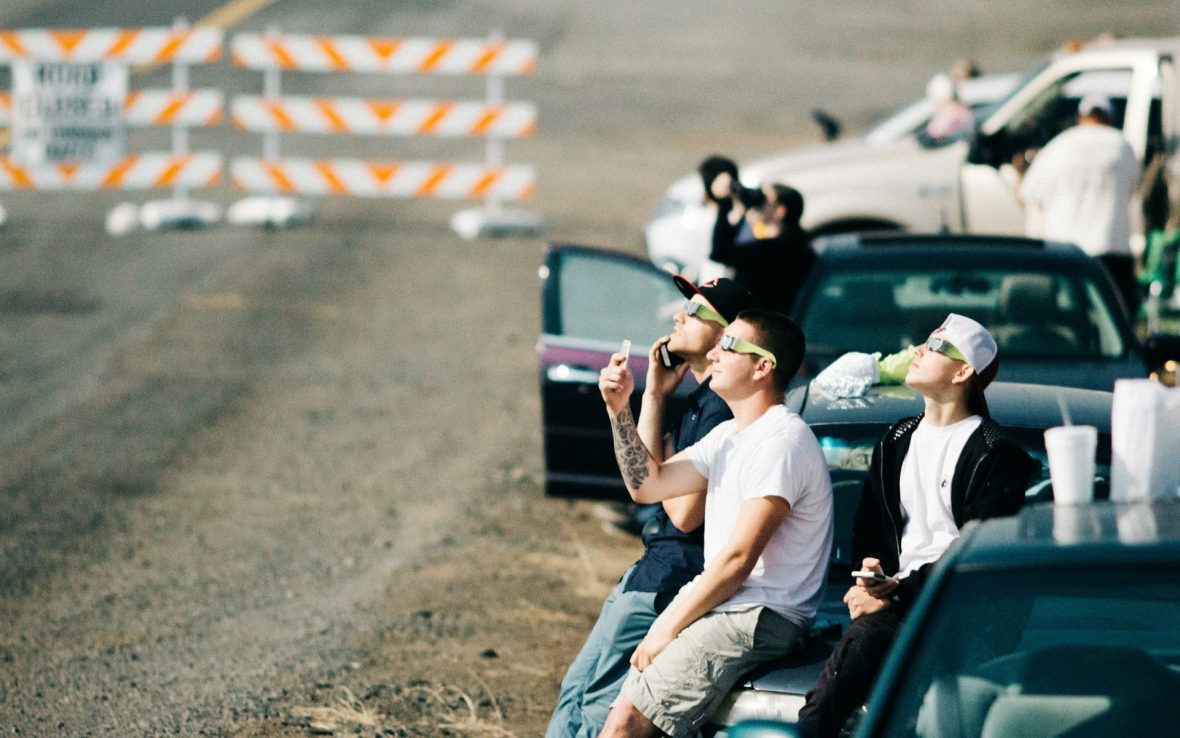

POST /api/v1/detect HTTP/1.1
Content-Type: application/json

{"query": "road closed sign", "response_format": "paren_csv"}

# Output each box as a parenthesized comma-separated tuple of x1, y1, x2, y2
(11, 60, 128, 165)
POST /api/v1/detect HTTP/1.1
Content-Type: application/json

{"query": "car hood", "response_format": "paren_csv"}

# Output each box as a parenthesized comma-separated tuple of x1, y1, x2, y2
(663, 136, 967, 235)
(741, 136, 926, 183)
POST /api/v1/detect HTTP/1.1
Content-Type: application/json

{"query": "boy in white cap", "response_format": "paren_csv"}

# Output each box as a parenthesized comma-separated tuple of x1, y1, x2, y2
(797, 314, 1038, 738)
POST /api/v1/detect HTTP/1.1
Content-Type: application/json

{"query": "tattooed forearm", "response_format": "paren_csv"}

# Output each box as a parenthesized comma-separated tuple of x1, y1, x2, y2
(610, 406, 652, 491)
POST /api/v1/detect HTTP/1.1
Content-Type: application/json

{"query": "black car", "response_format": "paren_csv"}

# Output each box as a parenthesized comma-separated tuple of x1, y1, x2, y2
(729, 498, 1180, 738)
(703, 380, 1113, 736)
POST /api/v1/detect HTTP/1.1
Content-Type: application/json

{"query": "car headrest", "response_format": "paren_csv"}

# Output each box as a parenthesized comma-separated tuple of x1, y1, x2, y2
(1020, 645, 1170, 698)
(1000, 275, 1057, 320)
(839, 279, 898, 321)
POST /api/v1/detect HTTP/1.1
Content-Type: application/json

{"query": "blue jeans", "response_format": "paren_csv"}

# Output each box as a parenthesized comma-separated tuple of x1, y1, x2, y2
(546, 567, 663, 738)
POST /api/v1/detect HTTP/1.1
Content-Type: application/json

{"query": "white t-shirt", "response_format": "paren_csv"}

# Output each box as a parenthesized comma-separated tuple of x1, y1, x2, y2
(1018, 124, 1139, 257)
(684, 404, 834, 628)
(897, 415, 982, 576)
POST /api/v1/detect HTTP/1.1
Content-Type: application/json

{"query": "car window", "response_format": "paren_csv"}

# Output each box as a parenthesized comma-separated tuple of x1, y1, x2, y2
(1004, 68, 1134, 151)
(875, 567, 1180, 738)
(799, 268, 1126, 358)
(549, 249, 682, 348)
(816, 426, 881, 472)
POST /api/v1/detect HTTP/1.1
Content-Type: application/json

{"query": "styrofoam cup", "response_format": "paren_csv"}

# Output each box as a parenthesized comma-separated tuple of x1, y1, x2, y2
(1044, 425, 1097, 505)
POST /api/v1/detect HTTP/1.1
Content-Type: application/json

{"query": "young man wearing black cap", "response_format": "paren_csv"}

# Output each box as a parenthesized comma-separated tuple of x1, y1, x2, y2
(796, 313, 1039, 738)
(546, 276, 754, 738)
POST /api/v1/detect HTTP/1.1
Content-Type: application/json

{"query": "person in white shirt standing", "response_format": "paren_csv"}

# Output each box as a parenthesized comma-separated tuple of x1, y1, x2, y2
(796, 314, 1038, 738)
(1019, 94, 1142, 318)
(596, 309, 833, 738)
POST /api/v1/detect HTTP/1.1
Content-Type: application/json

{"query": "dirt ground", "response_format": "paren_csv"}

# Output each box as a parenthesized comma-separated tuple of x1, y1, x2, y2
(2, 2, 1174, 736)
(232, 480, 642, 738)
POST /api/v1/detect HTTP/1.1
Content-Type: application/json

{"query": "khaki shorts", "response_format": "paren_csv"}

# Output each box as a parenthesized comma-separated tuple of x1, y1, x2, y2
(619, 606, 805, 737)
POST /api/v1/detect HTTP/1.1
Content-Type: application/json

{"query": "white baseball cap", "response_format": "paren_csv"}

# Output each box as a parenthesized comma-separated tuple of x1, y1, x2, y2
(1078, 93, 1113, 118)
(930, 313, 999, 416)
(930, 313, 997, 375)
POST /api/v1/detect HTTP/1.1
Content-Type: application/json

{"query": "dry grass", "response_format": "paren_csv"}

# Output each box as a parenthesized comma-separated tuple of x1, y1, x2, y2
(291, 687, 382, 733)
(290, 679, 515, 737)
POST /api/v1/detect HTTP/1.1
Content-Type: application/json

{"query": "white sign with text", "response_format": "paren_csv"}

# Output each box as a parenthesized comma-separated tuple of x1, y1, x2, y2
(11, 60, 128, 165)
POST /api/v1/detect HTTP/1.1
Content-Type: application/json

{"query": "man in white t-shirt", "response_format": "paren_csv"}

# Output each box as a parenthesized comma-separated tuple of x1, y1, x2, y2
(1019, 94, 1141, 316)
(596, 309, 833, 738)
(796, 314, 1038, 738)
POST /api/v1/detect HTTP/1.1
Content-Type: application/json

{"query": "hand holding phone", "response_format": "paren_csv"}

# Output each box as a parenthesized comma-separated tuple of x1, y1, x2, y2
(851, 570, 892, 583)
(659, 342, 685, 369)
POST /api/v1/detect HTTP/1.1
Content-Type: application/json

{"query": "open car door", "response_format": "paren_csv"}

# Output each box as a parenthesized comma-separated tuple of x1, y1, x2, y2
(538, 244, 686, 498)
(962, 60, 1156, 236)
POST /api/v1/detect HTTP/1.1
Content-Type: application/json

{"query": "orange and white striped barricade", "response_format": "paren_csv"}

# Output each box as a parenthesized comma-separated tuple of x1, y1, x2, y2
(228, 30, 542, 237)
(231, 158, 535, 199)
(0, 22, 224, 234)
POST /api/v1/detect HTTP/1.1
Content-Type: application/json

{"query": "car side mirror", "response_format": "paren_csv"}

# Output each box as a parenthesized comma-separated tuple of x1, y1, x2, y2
(811, 108, 842, 141)
(1144, 333, 1180, 377)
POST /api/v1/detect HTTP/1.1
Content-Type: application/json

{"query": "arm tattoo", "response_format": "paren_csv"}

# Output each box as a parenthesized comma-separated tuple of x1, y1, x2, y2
(610, 406, 652, 490)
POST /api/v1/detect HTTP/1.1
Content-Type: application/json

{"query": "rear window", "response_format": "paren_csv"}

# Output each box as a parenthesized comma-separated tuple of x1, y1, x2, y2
(800, 268, 1126, 359)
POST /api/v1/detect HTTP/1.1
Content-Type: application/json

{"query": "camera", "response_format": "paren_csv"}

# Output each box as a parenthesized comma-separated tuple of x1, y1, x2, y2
(697, 155, 766, 208)
(733, 184, 766, 210)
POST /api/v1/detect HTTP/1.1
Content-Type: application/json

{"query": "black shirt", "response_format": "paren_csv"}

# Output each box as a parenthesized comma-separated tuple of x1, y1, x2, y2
(623, 377, 732, 594)
(710, 199, 816, 314)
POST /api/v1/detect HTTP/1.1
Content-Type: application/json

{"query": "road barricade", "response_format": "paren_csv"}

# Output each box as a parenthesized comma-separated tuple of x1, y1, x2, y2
(228, 30, 541, 237)
(0, 23, 225, 233)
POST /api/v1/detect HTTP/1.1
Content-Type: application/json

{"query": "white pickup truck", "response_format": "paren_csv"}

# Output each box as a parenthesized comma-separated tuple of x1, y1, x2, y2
(646, 37, 1179, 281)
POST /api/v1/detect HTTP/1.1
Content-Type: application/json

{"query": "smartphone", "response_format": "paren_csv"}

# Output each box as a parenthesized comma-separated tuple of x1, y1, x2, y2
(659, 343, 685, 369)
(620, 339, 632, 360)
(851, 570, 892, 583)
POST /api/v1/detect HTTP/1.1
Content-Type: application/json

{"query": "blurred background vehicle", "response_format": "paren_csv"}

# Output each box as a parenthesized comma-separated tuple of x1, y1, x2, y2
(702, 380, 1114, 737)
(648, 37, 1180, 296)
(644, 73, 1020, 280)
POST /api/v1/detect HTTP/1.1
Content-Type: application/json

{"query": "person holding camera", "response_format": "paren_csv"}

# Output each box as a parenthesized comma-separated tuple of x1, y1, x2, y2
(702, 156, 816, 315)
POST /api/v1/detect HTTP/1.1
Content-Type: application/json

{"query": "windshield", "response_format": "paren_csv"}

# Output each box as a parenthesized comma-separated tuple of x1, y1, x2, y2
(875, 566, 1180, 738)
(813, 424, 1110, 497)
(810, 422, 1111, 565)
(800, 268, 1126, 359)
(978, 61, 1049, 128)
(865, 73, 1023, 145)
